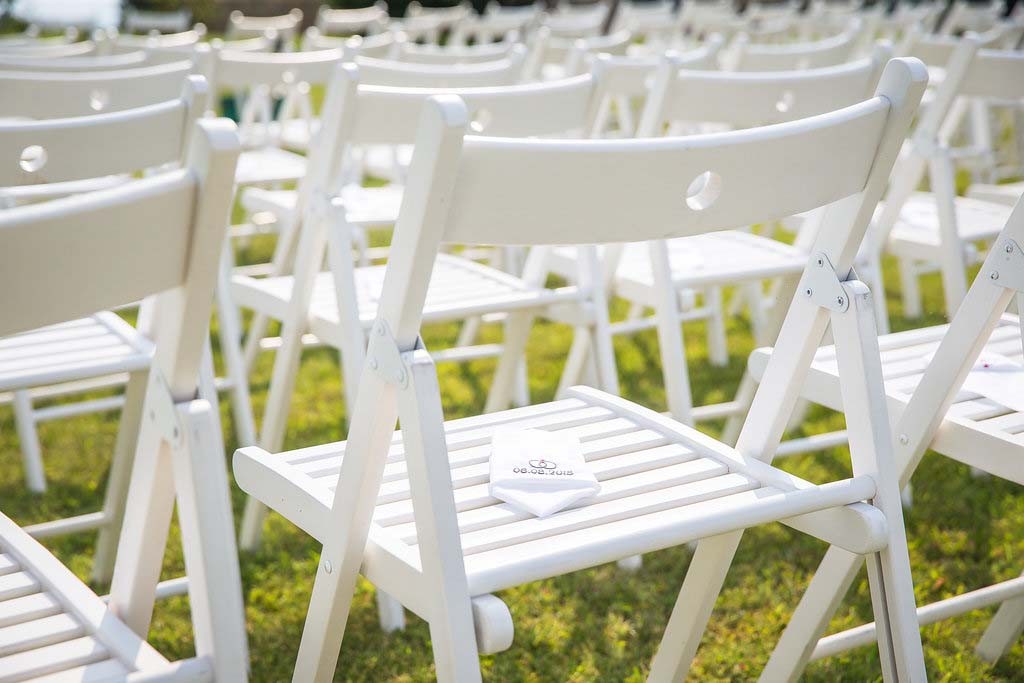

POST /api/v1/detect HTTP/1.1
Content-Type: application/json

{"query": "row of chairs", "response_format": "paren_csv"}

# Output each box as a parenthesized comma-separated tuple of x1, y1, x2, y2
(1, 4, 1023, 679)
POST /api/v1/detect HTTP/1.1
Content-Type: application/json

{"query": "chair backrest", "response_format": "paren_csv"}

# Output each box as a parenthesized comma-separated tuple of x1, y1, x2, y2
(226, 8, 305, 41)
(122, 7, 194, 35)
(570, 34, 723, 90)
(639, 44, 890, 133)
(450, 2, 539, 45)
(0, 75, 207, 188)
(0, 38, 99, 58)
(354, 48, 527, 87)
(316, 3, 390, 35)
(0, 60, 195, 118)
(731, 19, 862, 71)
(0, 49, 150, 71)
(542, 4, 608, 39)
(393, 33, 521, 65)
(0, 26, 78, 47)
(115, 25, 207, 50)
(304, 29, 397, 57)
(213, 46, 344, 91)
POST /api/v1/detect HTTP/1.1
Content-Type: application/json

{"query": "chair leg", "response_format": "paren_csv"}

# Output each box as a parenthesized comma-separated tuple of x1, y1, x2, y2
(898, 258, 923, 319)
(555, 328, 590, 397)
(12, 390, 45, 493)
(484, 311, 533, 414)
(427, 616, 484, 683)
(216, 270, 259, 448)
(173, 400, 250, 682)
(238, 317, 307, 551)
(647, 532, 743, 682)
(654, 301, 694, 424)
(706, 286, 729, 367)
(745, 281, 770, 346)
(242, 312, 271, 377)
(976, 579, 1024, 662)
(92, 371, 149, 585)
(759, 546, 863, 682)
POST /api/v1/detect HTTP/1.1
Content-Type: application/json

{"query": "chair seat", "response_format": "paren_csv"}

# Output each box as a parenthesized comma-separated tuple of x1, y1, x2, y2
(240, 183, 405, 227)
(549, 231, 806, 298)
(0, 513, 174, 681)
(234, 146, 308, 186)
(232, 254, 581, 346)
(886, 192, 1012, 253)
(748, 315, 1024, 485)
(235, 385, 884, 603)
(0, 313, 153, 394)
(967, 180, 1024, 208)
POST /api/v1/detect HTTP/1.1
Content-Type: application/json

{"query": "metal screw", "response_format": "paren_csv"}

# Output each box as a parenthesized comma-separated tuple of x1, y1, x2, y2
(898, 434, 909, 445)
(991, 271, 1000, 281)
(805, 288, 813, 297)
(369, 359, 378, 370)
(376, 325, 385, 336)
(173, 427, 179, 440)
(836, 296, 845, 307)
(1006, 244, 1014, 254)
(323, 560, 333, 574)
(816, 258, 824, 267)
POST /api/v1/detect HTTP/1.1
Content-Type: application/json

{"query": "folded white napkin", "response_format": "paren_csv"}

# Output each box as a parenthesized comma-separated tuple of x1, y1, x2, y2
(960, 353, 1024, 412)
(488, 428, 600, 518)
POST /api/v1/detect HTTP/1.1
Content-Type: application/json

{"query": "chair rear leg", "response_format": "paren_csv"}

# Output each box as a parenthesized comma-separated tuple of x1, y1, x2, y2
(976, 579, 1024, 662)
(216, 270, 258, 448)
(12, 390, 45, 493)
(484, 311, 534, 413)
(898, 258, 923, 318)
(647, 532, 744, 682)
(706, 286, 728, 367)
(93, 370, 149, 585)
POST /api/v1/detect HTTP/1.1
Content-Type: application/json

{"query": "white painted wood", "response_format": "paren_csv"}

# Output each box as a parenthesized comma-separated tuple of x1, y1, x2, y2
(235, 56, 929, 680)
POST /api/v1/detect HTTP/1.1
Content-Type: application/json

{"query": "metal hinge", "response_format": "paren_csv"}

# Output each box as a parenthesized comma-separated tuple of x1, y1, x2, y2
(144, 370, 185, 450)
(366, 319, 412, 388)
(985, 239, 1024, 293)
(802, 252, 851, 313)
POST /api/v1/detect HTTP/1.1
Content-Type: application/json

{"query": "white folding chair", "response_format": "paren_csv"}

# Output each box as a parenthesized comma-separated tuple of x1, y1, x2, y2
(748, 196, 1024, 680)
(392, 33, 522, 65)
(0, 79, 212, 585)
(449, 1, 539, 46)
(121, 6, 195, 35)
(875, 36, 1023, 320)
(0, 49, 152, 72)
(315, 2, 390, 36)
(0, 117, 247, 682)
(396, 1, 472, 44)
(303, 27, 397, 57)
(234, 56, 928, 682)
(553, 48, 891, 424)
(226, 8, 305, 50)
(114, 25, 208, 51)
(233, 67, 611, 559)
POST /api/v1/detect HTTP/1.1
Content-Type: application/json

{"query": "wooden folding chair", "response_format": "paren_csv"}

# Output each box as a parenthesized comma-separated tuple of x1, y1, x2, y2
(875, 35, 1023, 321)
(226, 8, 304, 50)
(0, 117, 246, 682)
(729, 18, 864, 71)
(0, 79, 216, 587)
(234, 56, 928, 681)
(748, 196, 1024, 680)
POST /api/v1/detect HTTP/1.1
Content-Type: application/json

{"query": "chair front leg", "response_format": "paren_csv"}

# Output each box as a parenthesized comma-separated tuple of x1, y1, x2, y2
(12, 390, 44, 493)
(484, 311, 534, 413)
(976, 578, 1024, 662)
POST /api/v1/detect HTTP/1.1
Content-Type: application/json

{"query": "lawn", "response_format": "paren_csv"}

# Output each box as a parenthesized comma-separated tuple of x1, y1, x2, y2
(1, 233, 1022, 682)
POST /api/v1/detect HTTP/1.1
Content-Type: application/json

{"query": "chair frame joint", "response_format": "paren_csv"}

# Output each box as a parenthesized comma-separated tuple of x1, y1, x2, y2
(803, 252, 851, 313)
(986, 238, 1024, 293)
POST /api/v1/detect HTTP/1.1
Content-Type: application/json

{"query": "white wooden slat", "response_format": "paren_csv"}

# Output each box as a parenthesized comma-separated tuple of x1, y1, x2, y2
(0, 613, 83, 657)
(295, 406, 620, 477)
(278, 398, 592, 465)
(373, 442, 699, 526)
(301, 415, 641, 482)
(0, 574, 39, 602)
(0, 556, 16, 577)
(389, 457, 730, 542)
(0, 593, 62, 629)
(25, 659, 130, 683)
(0, 636, 109, 683)
(977, 411, 1024, 434)
(341, 429, 671, 504)
(451, 473, 759, 556)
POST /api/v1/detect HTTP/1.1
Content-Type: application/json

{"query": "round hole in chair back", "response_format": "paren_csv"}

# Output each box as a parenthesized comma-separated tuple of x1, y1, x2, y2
(19, 145, 47, 174)
(685, 170, 722, 211)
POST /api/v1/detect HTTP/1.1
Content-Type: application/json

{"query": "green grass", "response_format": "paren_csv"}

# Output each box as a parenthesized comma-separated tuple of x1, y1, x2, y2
(2, 234, 1022, 682)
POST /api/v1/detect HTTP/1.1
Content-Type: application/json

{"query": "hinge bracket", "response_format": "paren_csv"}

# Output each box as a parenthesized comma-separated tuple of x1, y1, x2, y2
(985, 239, 1024, 293)
(366, 319, 412, 388)
(144, 370, 185, 450)
(802, 252, 851, 313)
